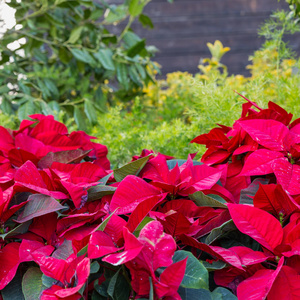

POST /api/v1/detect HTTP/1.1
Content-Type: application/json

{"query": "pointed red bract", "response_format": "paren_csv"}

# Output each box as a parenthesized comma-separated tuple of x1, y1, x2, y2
(237, 257, 284, 300)
(238, 119, 289, 151)
(110, 175, 161, 214)
(240, 149, 284, 176)
(154, 258, 187, 299)
(228, 204, 283, 252)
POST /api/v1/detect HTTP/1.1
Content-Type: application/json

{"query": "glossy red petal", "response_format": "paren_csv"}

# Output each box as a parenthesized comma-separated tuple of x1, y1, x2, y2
(238, 119, 289, 151)
(240, 149, 284, 176)
(237, 257, 284, 300)
(228, 204, 283, 252)
(110, 175, 161, 215)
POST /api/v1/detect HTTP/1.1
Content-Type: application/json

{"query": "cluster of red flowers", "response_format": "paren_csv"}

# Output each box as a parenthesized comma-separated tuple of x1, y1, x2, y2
(1, 98, 300, 299)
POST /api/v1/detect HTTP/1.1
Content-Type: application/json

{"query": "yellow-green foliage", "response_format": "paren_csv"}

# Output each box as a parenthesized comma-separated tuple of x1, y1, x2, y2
(91, 36, 300, 167)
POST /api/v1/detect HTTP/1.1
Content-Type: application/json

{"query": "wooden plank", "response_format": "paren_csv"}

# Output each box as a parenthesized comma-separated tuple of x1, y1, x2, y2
(132, 14, 270, 38)
(154, 52, 254, 76)
(146, 34, 264, 55)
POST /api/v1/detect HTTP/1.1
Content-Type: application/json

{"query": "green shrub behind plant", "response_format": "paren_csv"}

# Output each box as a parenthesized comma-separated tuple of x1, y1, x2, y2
(0, 0, 159, 129)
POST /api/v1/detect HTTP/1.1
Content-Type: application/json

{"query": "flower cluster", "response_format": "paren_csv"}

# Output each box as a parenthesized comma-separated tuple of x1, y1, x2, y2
(2, 98, 300, 299)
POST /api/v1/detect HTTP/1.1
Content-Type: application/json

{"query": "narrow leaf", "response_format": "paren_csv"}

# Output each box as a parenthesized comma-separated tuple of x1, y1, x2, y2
(114, 155, 150, 182)
(189, 191, 227, 208)
(16, 194, 65, 223)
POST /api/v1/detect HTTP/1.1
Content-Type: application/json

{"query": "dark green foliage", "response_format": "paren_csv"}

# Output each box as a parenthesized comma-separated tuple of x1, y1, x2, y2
(0, 0, 158, 128)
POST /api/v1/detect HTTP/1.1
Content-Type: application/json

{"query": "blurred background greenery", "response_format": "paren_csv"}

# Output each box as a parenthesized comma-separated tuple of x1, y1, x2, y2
(1, 0, 300, 168)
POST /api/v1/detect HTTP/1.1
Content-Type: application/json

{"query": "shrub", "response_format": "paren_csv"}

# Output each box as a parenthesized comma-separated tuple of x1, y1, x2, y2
(0, 0, 160, 128)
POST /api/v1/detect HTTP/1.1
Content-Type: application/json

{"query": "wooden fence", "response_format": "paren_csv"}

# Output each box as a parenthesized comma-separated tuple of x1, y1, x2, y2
(130, 0, 297, 75)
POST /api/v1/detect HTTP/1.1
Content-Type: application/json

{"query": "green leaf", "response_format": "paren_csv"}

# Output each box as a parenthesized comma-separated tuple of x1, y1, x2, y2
(123, 31, 141, 48)
(41, 275, 55, 288)
(114, 155, 150, 182)
(127, 39, 146, 57)
(211, 287, 237, 300)
(48, 100, 61, 112)
(43, 78, 59, 98)
(129, 0, 144, 17)
(139, 14, 154, 28)
(84, 99, 98, 125)
(0, 221, 31, 240)
(22, 267, 45, 300)
(178, 287, 212, 300)
(68, 26, 84, 44)
(1, 97, 13, 115)
(133, 216, 154, 237)
(167, 159, 202, 170)
(18, 101, 36, 121)
(135, 63, 146, 79)
(189, 191, 228, 208)
(37, 79, 51, 99)
(0, 85, 9, 94)
(2, 270, 25, 300)
(94, 49, 115, 71)
(149, 277, 154, 300)
(129, 65, 143, 87)
(202, 260, 227, 271)
(58, 47, 72, 64)
(74, 106, 87, 131)
(173, 250, 209, 289)
(116, 63, 129, 90)
(70, 48, 96, 66)
(40, 100, 54, 116)
(88, 185, 116, 201)
(104, 5, 127, 24)
(90, 261, 100, 274)
(205, 220, 236, 245)
(94, 86, 107, 112)
(108, 270, 131, 300)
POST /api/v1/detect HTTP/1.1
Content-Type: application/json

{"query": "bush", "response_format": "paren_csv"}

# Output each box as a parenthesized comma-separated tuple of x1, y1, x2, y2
(0, 0, 159, 128)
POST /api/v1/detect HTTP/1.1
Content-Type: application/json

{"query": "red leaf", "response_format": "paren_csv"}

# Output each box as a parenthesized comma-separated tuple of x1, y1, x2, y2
(237, 257, 284, 300)
(126, 194, 167, 232)
(154, 258, 187, 298)
(14, 160, 67, 199)
(138, 220, 176, 270)
(54, 257, 90, 298)
(238, 119, 289, 151)
(268, 266, 300, 300)
(240, 149, 284, 176)
(230, 246, 268, 266)
(228, 204, 283, 252)
(30, 117, 68, 138)
(180, 234, 243, 269)
(8, 149, 39, 167)
(88, 231, 119, 259)
(60, 180, 87, 209)
(16, 194, 65, 223)
(254, 184, 299, 217)
(191, 128, 228, 146)
(273, 158, 300, 195)
(110, 175, 161, 215)
(0, 242, 20, 289)
(103, 227, 143, 266)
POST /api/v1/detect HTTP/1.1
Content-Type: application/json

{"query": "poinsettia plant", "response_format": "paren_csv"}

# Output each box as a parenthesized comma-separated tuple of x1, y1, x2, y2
(1, 97, 300, 299)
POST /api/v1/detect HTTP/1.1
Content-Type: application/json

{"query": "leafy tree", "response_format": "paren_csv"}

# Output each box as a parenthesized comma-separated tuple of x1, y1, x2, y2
(0, 0, 159, 129)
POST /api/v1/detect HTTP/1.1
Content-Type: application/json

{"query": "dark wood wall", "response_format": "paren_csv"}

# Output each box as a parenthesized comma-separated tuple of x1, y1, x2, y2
(130, 0, 297, 76)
